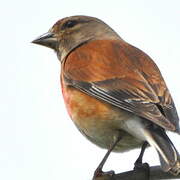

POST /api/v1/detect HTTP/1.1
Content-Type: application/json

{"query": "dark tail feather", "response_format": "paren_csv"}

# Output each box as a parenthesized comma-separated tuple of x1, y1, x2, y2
(144, 127, 180, 175)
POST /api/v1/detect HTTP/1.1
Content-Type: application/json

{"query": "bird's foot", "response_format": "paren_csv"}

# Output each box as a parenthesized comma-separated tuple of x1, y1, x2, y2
(92, 168, 115, 180)
(134, 162, 150, 180)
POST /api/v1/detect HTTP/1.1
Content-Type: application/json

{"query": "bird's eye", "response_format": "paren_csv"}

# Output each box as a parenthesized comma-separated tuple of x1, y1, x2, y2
(62, 20, 78, 29)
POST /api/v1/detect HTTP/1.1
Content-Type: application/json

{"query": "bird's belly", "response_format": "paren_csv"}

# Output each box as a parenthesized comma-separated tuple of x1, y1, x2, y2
(62, 85, 143, 151)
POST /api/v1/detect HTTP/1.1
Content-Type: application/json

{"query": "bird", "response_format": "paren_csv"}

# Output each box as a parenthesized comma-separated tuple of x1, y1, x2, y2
(32, 15, 180, 178)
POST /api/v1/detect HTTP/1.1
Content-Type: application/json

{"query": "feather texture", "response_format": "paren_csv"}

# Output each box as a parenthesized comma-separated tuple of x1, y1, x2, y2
(63, 39, 179, 132)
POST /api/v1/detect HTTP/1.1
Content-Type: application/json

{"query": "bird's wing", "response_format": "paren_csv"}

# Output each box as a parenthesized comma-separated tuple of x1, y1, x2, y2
(62, 39, 179, 132)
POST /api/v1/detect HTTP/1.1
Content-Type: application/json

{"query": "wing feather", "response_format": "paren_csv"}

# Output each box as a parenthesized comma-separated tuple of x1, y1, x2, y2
(63, 39, 179, 132)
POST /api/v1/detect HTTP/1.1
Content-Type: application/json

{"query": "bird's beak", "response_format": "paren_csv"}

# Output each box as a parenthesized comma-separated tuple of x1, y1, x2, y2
(32, 32, 57, 50)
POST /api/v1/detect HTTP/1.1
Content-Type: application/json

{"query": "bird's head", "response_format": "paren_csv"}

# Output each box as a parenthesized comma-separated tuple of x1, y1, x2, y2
(32, 15, 121, 61)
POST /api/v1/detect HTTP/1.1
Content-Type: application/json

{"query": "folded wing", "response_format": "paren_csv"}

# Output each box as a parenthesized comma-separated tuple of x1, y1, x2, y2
(63, 39, 179, 133)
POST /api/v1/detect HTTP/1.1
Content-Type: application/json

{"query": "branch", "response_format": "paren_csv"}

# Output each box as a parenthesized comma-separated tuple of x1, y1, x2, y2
(93, 166, 180, 180)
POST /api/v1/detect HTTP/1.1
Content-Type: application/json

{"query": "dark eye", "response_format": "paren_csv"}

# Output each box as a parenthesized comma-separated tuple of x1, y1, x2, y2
(62, 20, 78, 29)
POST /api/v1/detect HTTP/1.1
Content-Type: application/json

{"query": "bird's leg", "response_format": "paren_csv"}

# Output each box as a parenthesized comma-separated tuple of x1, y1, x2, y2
(93, 136, 122, 179)
(134, 141, 150, 179)
(134, 141, 148, 168)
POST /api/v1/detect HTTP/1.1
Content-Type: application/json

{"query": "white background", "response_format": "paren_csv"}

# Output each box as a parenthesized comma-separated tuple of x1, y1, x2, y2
(0, 0, 180, 180)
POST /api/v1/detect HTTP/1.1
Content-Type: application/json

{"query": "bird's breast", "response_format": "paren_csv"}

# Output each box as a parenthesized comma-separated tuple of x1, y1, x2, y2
(61, 77, 143, 151)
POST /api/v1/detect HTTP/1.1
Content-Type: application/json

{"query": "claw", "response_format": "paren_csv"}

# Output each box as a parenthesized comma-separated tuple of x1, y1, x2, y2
(93, 169, 115, 180)
(134, 162, 150, 180)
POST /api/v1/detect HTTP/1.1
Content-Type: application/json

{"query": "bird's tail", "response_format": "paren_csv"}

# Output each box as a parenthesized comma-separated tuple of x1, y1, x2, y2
(144, 127, 180, 175)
